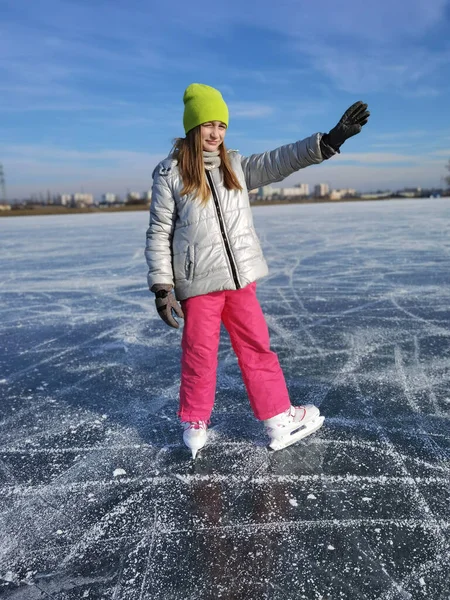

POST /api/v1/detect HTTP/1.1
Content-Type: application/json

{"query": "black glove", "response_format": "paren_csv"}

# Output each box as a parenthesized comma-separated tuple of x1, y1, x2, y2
(151, 284, 184, 329)
(321, 101, 370, 158)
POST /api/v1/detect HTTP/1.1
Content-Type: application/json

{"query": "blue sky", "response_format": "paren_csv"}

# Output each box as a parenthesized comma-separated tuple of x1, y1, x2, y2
(2, 0, 450, 198)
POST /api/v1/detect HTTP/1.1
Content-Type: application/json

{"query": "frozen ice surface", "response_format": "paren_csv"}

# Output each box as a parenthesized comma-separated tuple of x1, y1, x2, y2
(0, 199, 449, 599)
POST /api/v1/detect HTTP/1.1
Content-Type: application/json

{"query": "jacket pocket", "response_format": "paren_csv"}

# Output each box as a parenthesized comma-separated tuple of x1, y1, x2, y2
(185, 245, 195, 280)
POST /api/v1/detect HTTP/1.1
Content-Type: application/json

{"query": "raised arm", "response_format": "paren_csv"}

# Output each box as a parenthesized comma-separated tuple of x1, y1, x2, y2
(240, 133, 329, 191)
(241, 101, 370, 191)
(145, 170, 177, 290)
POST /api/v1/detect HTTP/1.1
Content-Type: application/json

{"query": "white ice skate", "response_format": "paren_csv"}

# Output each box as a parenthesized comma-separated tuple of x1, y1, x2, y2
(182, 421, 207, 459)
(264, 405, 324, 451)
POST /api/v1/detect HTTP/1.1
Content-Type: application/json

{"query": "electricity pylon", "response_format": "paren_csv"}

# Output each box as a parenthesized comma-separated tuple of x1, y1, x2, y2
(0, 163, 6, 203)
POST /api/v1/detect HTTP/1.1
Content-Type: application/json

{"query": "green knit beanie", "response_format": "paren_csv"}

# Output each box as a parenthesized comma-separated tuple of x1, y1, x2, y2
(183, 83, 229, 134)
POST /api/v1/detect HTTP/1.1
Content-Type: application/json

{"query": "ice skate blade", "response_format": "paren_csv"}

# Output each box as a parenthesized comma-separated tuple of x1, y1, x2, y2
(268, 416, 325, 452)
(183, 432, 207, 460)
(185, 443, 204, 460)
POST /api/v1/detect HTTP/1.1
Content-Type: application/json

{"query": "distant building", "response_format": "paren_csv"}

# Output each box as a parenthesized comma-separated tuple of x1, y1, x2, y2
(54, 193, 93, 207)
(72, 193, 94, 207)
(102, 193, 117, 204)
(294, 183, 309, 196)
(360, 192, 391, 199)
(329, 188, 357, 200)
(142, 190, 152, 201)
(126, 191, 147, 205)
(314, 183, 329, 197)
(274, 184, 309, 197)
(0, 203, 11, 211)
(275, 188, 297, 197)
(127, 192, 142, 202)
(398, 187, 423, 198)
(54, 194, 72, 206)
(257, 186, 274, 199)
(257, 183, 309, 199)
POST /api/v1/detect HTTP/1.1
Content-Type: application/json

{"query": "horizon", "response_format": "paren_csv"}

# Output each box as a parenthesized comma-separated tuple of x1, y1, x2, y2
(2, 0, 450, 198)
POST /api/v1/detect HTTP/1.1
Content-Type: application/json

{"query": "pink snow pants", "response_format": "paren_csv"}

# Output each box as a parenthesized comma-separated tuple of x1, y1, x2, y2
(178, 282, 291, 422)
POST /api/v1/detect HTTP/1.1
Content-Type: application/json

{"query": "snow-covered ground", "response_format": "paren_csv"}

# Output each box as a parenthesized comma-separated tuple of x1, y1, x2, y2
(1, 199, 449, 599)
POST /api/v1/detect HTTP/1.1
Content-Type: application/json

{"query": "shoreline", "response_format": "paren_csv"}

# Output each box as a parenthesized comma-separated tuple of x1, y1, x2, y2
(0, 204, 150, 218)
(0, 195, 446, 217)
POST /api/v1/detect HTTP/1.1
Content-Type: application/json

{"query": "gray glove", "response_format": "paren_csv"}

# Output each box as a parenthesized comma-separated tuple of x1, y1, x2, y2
(151, 284, 184, 329)
(320, 101, 370, 158)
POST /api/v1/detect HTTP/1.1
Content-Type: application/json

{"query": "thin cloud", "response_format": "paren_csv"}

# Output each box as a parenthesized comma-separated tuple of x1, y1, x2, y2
(164, 0, 448, 43)
(402, 86, 441, 98)
(281, 162, 447, 192)
(3, 144, 165, 197)
(336, 152, 446, 165)
(227, 67, 311, 87)
(370, 143, 415, 149)
(300, 45, 450, 94)
(373, 131, 431, 141)
(0, 99, 133, 112)
(431, 149, 450, 156)
(2, 144, 159, 163)
(228, 103, 274, 118)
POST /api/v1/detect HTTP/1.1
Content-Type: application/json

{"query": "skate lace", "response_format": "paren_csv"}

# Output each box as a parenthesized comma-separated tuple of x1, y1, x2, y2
(286, 405, 306, 420)
(268, 406, 306, 429)
(185, 421, 207, 430)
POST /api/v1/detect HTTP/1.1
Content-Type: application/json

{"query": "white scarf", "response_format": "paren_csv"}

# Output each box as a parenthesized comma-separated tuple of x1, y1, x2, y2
(203, 150, 221, 170)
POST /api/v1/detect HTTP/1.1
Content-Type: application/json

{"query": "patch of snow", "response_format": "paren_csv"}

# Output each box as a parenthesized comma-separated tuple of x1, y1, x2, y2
(113, 468, 127, 477)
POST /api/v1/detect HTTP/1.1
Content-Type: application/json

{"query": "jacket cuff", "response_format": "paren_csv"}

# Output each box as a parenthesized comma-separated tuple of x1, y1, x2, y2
(320, 133, 340, 160)
(150, 283, 173, 294)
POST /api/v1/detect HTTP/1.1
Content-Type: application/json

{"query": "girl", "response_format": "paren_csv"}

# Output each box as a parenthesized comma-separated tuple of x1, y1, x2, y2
(145, 83, 369, 458)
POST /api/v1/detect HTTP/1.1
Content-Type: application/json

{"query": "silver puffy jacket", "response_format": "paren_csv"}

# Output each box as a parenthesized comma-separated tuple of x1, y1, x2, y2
(145, 133, 331, 301)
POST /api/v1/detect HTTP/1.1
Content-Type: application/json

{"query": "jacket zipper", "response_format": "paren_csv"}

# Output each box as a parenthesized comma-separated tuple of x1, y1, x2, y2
(206, 170, 241, 290)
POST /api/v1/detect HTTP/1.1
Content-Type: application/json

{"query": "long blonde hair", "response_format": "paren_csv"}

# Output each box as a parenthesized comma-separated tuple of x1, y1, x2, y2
(172, 126, 242, 205)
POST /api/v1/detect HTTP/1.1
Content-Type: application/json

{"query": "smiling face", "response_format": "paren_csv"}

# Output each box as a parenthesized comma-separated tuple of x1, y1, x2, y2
(200, 121, 227, 151)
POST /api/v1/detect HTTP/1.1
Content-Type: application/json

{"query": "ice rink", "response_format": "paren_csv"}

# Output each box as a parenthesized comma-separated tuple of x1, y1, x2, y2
(1, 199, 449, 599)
